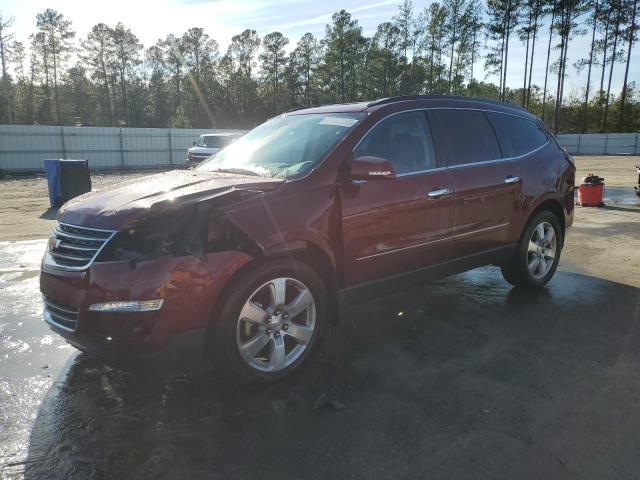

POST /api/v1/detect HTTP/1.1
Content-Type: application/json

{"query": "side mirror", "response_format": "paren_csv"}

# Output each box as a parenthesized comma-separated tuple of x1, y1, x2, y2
(350, 156, 396, 180)
(192, 141, 196, 146)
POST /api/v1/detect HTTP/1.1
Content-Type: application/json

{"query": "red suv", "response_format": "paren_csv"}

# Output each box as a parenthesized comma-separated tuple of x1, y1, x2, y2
(40, 96, 575, 383)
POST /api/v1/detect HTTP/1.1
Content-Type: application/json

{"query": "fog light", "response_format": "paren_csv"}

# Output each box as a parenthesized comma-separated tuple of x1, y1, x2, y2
(89, 299, 164, 312)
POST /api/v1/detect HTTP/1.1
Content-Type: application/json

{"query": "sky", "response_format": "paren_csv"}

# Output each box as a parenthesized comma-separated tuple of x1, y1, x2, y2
(1, 0, 637, 98)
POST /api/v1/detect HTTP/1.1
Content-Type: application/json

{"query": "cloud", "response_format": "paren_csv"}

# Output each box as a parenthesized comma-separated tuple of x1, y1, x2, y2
(260, 0, 398, 33)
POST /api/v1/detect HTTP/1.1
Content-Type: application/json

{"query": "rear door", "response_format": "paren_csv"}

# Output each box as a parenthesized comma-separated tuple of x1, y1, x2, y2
(339, 111, 455, 287)
(430, 109, 522, 258)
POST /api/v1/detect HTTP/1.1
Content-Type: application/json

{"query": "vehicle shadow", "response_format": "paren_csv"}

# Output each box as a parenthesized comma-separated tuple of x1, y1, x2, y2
(38, 208, 58, 220)
(21, 268, 640, 480)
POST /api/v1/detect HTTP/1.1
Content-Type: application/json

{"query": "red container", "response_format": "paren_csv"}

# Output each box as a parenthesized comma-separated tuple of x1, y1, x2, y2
(577, 173, 605, 207)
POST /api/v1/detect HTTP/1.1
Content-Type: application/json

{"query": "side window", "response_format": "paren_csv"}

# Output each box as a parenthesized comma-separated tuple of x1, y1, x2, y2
(487, 112, 548, 157)
(354, 111, 436, 175)
(434, 109, 501, 165)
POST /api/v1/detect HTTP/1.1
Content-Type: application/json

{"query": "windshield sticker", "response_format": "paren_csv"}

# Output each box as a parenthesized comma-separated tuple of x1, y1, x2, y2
(319, 117, 359, 128)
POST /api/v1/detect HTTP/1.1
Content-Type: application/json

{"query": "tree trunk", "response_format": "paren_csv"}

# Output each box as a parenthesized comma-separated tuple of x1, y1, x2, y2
(305, 61, 310, 104)
(618, 0, 638, 130)
(120, 69, 127, 126)
(603, 3, 622, 132)
(498, 34, 505, 96)
(523, 11, 532, 106)
(526, 2, 540, 109)
(542, 8, 556, 120)
(273, 56, 278, 114)
(448, 24, 457, 93)
(599, 11, 610, 92)
(582, 0, 598, 133)
(99, 42, 113, 125)
(554, 5, 569, 132)
(429, 41, 435, 91)
(340, 52, 345, 102)
(26, 58, 35, 124)
(50, 32, 62, 125)
(502, 21, 511, 102)
(0, 34, 12, 124)
(470, 29, 477, 88)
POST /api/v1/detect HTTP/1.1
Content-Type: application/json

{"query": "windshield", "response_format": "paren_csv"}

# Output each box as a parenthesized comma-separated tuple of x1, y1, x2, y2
(196, 135, 235, 148)
(197, 113, 365, 178)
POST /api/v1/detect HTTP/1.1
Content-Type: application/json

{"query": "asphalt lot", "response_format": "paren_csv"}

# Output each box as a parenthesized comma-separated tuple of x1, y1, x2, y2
(1, 158, 639, 479)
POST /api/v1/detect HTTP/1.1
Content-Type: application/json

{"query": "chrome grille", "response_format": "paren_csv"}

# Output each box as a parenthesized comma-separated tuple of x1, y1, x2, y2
(43, 296, 79, 332)
(45, 222, 117, 271)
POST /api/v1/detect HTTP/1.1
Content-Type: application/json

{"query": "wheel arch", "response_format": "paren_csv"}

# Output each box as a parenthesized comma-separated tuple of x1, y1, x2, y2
(527, 197, 566, 245)
(210, 240, 340, 329)
(262, 241, 340, 324)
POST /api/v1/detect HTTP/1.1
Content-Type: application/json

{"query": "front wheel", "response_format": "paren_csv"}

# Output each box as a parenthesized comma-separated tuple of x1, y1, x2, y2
(501, 210, 563, 289)
(211, 259, 328, 384)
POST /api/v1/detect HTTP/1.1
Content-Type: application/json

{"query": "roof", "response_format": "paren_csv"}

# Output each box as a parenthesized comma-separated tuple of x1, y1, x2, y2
(287, 95, 535, 119)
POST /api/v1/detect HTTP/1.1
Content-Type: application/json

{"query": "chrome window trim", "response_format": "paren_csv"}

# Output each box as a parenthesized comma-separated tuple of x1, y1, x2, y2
(445, 140, 550, 170)
(44, 222, 118, 272)
(351, 106, 549, 174)
(449, 139, 551, 168)
(397, 166, 448, 177)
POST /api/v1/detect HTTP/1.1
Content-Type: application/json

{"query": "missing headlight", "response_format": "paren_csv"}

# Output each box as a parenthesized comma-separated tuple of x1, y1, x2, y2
(98, 210, 198, 263)
(97, 205, 259, 264)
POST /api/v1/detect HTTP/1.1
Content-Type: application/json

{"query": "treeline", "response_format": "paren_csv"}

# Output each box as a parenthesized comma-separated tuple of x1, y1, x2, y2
(0, 0, 637, 133)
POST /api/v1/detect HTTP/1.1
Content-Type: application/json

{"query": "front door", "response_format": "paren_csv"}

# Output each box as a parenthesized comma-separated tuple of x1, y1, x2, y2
(339, 111, 455, 287)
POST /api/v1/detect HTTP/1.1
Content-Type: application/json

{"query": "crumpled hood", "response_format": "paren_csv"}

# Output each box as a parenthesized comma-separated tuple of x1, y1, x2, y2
(58, 170, 284, 230)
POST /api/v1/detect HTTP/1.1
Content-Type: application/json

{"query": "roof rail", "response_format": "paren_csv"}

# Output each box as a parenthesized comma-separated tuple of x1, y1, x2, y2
(367, 95, 528, 112)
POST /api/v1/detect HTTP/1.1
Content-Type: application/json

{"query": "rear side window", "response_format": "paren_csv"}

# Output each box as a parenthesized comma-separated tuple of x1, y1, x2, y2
(434, 109, 501, 165)
(487, 112, 548, 157)
(354, 111, 436, 174)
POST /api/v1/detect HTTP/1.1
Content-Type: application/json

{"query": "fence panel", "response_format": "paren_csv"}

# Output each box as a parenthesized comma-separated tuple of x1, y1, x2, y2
(1, 125, 637, 172)
(555, 133, 639, 155)
(0, 125, 245, 172)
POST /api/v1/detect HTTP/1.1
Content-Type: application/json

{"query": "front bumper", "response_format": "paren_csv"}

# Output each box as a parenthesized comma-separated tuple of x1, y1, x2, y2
(186, 154, 210, 164)
(40, 250, 253, 373)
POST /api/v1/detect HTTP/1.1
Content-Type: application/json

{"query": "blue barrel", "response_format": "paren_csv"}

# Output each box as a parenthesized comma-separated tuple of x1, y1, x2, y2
(44, 159, 91, 208)
(44, 159, 62, 208)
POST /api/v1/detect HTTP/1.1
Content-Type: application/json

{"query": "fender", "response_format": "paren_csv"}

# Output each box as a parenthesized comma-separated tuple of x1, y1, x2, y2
(223, 182, 341, 280)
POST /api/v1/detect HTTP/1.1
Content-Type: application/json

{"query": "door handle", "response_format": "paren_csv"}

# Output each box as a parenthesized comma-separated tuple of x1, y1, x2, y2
(504, 175, 521, 184)
(427, 188, 449, 198)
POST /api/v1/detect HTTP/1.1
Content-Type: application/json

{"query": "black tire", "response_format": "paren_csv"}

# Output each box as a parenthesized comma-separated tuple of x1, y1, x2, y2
(501, 210, 563, 289)
(210, 259, 328, 384)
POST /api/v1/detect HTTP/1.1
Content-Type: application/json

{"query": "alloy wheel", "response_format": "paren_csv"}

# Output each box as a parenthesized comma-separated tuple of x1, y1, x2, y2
(527, 221, 557, 279)
(236, 277, 316, 373)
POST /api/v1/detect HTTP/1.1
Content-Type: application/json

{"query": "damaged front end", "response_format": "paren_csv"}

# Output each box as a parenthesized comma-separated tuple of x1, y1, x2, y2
(40, 189, 273, 368)
(96, 191, 264, 266)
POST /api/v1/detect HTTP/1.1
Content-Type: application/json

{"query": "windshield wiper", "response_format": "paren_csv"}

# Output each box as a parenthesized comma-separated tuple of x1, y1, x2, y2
(213, 168, 262, 177)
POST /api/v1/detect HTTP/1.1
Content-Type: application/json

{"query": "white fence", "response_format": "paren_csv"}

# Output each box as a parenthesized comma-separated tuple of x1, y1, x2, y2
(0, 124, 245, 172)
(556, 133, 640, 156)
(0, 125, 638, 173)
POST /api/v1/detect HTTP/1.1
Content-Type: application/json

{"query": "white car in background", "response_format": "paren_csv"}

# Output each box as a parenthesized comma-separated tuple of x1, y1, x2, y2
(186, 132, 242, 165)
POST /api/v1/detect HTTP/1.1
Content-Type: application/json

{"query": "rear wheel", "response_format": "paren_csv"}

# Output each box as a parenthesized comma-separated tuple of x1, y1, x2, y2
(501, 210, 562, 289)
(211, 259, 327, 383)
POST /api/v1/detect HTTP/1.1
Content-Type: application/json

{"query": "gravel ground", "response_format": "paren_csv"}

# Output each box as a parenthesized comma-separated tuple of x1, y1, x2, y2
(0, 169, 169, 242)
